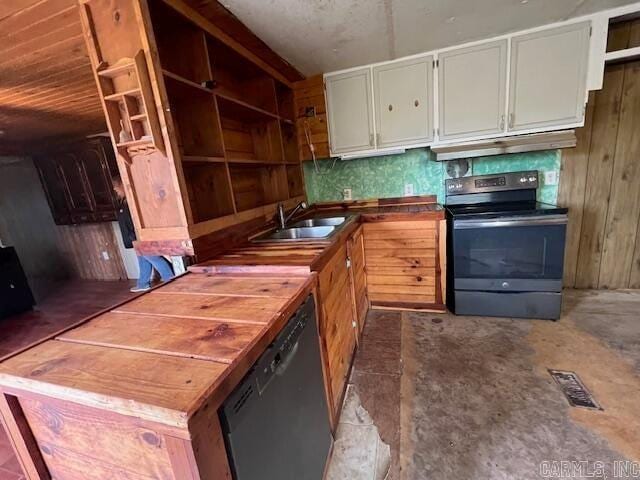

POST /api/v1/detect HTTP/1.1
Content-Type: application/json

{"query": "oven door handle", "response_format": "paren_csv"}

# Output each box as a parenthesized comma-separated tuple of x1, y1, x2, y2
(454, 214, 567, 229)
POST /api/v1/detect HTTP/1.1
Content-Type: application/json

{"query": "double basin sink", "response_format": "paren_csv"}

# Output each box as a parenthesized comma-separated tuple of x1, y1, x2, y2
(252, 217, 347, 242)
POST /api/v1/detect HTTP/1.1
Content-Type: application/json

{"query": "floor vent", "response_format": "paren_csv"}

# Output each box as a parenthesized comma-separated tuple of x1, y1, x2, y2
(549, 370, 602, 410)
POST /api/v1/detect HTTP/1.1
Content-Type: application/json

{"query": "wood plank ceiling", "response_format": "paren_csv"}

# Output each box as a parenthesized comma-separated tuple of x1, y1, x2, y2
(0, 0, 107, 155)
(0, 0, 303, 156)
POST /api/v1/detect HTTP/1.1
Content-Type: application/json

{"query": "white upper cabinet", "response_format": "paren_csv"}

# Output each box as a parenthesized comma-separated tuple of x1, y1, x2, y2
(325, 68, 375, 154)
(372, 56, 434, 148)
(438, 40, 508, 140)
(508, 22, 591, 132)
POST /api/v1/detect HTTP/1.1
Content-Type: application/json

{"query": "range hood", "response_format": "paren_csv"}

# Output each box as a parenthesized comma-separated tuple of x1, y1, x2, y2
(431, 130, 576, 161)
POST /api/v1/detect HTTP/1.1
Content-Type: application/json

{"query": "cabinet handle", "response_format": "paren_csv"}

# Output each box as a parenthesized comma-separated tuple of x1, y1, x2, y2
(500, 114, 505, 130)
(388, 104, 393, 111)
(414, 99, 419, 107)
(508, 113, 515, 129)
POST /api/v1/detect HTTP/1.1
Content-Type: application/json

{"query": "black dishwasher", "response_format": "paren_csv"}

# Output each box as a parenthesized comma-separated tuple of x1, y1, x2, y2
(219, 296, 332, 480)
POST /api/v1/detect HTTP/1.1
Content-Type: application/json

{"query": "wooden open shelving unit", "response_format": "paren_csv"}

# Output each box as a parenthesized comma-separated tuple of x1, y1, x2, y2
(79, 0, 306, 256)
(96, 51, 165, 159)
(149, 0, 305, 227)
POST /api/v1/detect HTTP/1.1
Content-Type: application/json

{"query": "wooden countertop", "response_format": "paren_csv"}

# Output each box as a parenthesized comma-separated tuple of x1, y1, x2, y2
(190, 196, 445, 274)
(0, 272, 315, 428)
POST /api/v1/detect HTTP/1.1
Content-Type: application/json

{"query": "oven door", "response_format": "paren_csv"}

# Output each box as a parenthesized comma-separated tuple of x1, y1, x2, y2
(452, 214, 567, 292)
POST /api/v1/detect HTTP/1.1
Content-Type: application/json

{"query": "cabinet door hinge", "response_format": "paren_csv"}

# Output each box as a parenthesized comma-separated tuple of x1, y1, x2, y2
(433, 59, 439, 69)
(346, 258, 352, 268)
(352, 321, 357, 328)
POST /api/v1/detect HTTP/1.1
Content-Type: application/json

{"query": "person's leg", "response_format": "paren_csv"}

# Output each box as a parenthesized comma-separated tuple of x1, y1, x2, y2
(145, 256, 175, 282)
(133, 255, 153, 291)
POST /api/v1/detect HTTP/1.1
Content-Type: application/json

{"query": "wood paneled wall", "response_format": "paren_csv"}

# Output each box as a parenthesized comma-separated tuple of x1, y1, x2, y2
(56, 223, 127, 281)
(558, 57, 640, 289)
(293, 75, 330, 160)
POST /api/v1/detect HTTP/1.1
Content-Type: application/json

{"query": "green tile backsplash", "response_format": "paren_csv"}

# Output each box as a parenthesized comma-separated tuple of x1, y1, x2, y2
(302, 148, 561, 205)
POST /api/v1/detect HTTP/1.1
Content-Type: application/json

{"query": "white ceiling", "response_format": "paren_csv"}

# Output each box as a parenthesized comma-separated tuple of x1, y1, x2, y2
(221, 0, 639, 75)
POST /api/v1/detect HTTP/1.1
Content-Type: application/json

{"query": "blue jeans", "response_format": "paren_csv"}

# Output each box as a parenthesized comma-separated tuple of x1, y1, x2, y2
(136, 255, 174, 289)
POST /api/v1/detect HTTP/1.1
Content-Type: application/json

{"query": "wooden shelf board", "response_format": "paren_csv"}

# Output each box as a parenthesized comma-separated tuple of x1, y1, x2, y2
(216, 93, 281, 122)
(104, 88, 141, 101)
(116, 137, 152, 148)
(182, 155, 226, 164)
(130, 113, 148, 121)
(163, 69, 212, 94)
(226, 157, 283, 166)
(98, 62, 136, 78)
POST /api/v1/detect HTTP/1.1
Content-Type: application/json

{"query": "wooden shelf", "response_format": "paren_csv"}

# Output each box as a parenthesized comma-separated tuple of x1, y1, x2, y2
(183, 162, 235, 222)
(116, 137, 153, 149)
(229, 163, 288, 212)
(98, 61, 135, 78)
(182, 155, 226, 164)
(130, 113, 147, 121)
(104, 88, 141, 102)
(226, 157, 281, 165)
(216, 93, 280, 123)
(163, 69, 212, 94)
(165, 74, 224, 158)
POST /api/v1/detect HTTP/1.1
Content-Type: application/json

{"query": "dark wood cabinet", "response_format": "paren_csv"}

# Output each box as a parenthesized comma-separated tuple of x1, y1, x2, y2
(35, 138, 119, 225)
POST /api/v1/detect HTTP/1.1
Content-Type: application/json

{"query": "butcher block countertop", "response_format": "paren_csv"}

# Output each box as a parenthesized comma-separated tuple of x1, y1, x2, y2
(190, 196, 445, 274)
(0, 272, 315, 429)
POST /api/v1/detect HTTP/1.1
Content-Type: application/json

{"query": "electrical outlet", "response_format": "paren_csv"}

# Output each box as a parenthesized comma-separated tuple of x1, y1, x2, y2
(101, 251, 110, 261)
(544, 170, 559, 186)
(343, 188, 352, 201)
(404, 183, 414, 196)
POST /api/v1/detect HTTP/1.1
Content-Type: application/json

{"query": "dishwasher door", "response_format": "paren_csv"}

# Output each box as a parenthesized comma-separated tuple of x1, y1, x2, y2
(219, 296, 332, 480)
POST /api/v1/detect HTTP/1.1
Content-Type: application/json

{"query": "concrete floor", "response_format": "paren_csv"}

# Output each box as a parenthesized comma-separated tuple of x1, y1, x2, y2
(331, 289, 640, 480)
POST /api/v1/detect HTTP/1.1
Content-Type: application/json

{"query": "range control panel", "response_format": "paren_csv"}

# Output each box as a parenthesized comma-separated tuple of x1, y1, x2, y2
(446, 171, 539, 195)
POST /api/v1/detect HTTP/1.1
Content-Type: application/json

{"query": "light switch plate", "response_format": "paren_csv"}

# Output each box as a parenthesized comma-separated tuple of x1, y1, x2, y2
(343, 188, 352, 201)
(404, 183, 414, 196)
(544, 170, 559, 186)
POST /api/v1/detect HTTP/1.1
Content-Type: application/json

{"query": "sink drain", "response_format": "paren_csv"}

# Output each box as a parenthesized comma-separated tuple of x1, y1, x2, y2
(549, 370, 602, 410)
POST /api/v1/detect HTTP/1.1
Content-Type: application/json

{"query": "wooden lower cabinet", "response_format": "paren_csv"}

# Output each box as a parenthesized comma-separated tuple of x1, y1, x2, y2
(363, 219, 446, 311)
(317, 243, 357, 422)
(347, 225, 368, 336)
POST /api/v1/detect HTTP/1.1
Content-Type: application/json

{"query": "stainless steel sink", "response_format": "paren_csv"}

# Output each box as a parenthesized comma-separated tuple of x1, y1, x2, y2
(253, 226, 336, 242)
(290, 216, 347, 228)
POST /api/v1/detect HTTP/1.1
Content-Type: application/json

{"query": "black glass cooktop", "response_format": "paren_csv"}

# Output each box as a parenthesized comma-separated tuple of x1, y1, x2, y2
(446, 201, 568, 219)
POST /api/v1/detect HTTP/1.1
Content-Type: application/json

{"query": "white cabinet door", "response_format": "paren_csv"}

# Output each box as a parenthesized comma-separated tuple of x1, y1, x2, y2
(373, 56, 434, 148)
(325, 68, 375, 154)
(508, 22, 590, 132)
(438, 40, 508, 140)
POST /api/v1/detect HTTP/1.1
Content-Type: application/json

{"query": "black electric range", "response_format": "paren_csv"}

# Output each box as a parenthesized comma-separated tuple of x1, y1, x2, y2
(445, 170, 568, 320)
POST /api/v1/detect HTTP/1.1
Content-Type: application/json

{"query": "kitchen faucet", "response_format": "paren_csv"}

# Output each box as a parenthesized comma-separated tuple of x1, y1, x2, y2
(276, 201, 307, 230)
